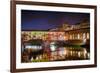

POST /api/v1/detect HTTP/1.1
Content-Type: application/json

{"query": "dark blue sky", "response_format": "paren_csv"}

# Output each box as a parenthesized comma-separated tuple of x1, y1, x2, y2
(21, 10, 90, 31)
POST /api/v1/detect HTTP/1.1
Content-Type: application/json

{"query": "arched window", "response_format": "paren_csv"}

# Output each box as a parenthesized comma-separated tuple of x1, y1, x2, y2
(83, 33, 86, 39)
(77, 33, 80, 39)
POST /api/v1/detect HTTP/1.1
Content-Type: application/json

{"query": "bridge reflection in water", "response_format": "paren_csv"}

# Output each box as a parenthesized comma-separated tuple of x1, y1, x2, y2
(21, 43, 90, 62)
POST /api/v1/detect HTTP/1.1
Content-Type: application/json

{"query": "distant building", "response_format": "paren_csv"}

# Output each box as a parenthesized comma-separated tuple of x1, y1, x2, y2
(50, 20, 90, 41)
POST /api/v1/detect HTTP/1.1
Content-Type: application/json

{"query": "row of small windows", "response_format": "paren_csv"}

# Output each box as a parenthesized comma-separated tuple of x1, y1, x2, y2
(67, 32, 89, 40)
(22, 32, 90, 41)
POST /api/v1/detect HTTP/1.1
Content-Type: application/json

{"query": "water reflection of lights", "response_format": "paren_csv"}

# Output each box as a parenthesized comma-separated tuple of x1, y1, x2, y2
(59, 47, 67, 56)
(22, 45, 90, 62)
(83, 48, 87, 54)
(87, 53, 90, 58)
(50, 42, 56, 51)
(50, 45, 56, 51)
(83, 39, 86, 44)
(70, 51, 73, 56)
(83, 48, 87, 58)
(78, 52, 81, 57)
(25, 45, 42, 50)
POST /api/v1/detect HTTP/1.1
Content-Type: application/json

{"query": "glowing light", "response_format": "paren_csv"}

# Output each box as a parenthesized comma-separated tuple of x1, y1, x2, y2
(87, 53, 90, 58)
(83, 49, 87, 58)
(83, 49, 87, 54)
(78, 52, 81, 57)
(50, 45, 56, 51)
(25, 45, 42, 50)
(50, 42, 56, 51)
(83, 39, 86, 44)
(70, 51, 73, 56)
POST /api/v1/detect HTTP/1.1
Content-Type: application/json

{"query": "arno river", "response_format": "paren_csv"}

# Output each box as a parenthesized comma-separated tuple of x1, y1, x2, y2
(21, 41, 90, 62)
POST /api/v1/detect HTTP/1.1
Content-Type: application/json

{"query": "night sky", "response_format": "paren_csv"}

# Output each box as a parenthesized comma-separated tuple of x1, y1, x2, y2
(21, 10, 90, 31)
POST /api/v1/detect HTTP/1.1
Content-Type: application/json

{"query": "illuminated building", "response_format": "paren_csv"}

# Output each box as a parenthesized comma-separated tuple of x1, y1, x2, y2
(21, 20, 90, 62)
